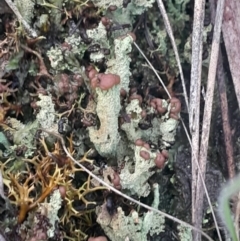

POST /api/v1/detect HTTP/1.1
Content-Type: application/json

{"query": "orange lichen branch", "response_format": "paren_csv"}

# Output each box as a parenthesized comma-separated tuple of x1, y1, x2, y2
(29, 165, 65, 207)
(77, 175, 107, 206)
(6, 158, 65, 223)
(8, 173, 35, 223)
(79, 148, 94, 165)
(39, 138, 50, 154)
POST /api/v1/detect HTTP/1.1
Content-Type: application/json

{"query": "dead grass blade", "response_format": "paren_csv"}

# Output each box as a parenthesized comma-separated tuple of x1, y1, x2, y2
(156, 0, 189, 111)
(222, 0, 240, 110)
(194, 0, 226, 240)
(189, 1, 205, 238)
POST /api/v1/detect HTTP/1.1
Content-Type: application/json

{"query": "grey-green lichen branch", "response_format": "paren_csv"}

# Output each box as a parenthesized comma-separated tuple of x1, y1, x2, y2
(88, 34, 134, 157)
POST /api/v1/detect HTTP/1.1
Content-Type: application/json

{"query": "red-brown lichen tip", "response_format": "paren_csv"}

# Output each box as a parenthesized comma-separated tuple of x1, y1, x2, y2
(161, 150, 169, 159)
(90, 77, 99, 89)
(150, 98, 167, 114)
(135, 139, 144, 146)
(97, 73, 120, 90)
(101, 17, 111, 26)
(154, 153, 166, 169)
(112, 172, 121, 188)
(140, 150, 150, 160)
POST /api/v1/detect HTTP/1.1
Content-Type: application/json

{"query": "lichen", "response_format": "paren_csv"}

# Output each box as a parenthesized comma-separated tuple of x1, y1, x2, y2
(5, 117, 38, 157)
(43, 189, 62, 238)
(88, 34, 134, 157)
(133, 0, 155, 8)
(86, 22, 109, 49)
(96, 183, 164, 241)
(158, 115, 179, 148)
(36, 94, 55, 130)
(177, 224, 192, 241)
(147, 0, 191, 73)
(15, 0, 34, 24)
(90, 52, 105, 63)
(92, 0, 123, 8)
(47, 34, 86, 72)
(92, 0, 154, 10)
(0, 0, 185, 239)
(121, 98, 178, 149)
(120, 145, 157, 197)
(107, 34, 133, 91)
(0, 132, 11, 156)
(88, 86, 121, 157)
(47, 46, 64, 70)
(121, 99, 143, 142)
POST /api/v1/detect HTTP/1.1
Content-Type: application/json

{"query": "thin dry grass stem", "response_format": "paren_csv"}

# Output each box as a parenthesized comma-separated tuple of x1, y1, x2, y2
(134, 40, 222, 240)
(215, 42, 237, 238)
(156, 0, 189, 112)
(4, 0, 37, 38)
(41, 129, 214, 241)
(133, 42, 171, 99)
(194, 0, 226, 240)
(209, 0, 235, 181)
(189, 1, 205, 240)
(216, 55, 235, 178)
